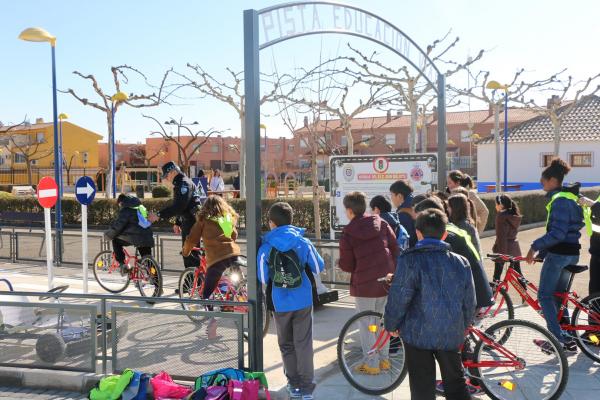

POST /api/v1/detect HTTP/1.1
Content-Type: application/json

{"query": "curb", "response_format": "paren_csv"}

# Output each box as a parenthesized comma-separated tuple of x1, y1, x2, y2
(0, 367, 101, 393)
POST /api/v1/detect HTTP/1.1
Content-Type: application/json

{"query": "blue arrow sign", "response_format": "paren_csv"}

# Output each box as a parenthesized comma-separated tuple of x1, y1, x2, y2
(75, 176, 96, 205)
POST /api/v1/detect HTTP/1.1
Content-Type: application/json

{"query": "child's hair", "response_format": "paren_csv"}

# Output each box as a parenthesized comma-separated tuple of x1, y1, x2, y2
(412, 194, 428, 207)
(389, 180, 414, 198)
(496, 194, 520, 216)
(268, 202, 294, 226)
(432, 190, 449, 201)
(343, 192, 367, 216)
(414, 196, 445, 214)
(415, 209, 448, 239)
(369, 195, 392, 213)
(199, 195, 238, 221)
(448, 193, 473, 225)
(116, 193, 127, 204)
(541, 158, 571, 184)
(450, 187, 478, 227)
(448, 170, 475, 189)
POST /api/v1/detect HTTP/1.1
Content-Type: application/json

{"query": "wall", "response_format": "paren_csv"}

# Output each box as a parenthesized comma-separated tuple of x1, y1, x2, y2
(477, 140, 600, 191)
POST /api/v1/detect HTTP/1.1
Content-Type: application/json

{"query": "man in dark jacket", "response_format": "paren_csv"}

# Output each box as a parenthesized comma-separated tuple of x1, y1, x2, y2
(384, 209, 475, 400)
(390, 180, 417, 247)
(105, 194, 154, 275)
(148, 162, 203, 269)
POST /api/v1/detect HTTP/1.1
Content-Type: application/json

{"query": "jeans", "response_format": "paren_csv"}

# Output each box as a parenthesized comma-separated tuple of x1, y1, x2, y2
(538, 252, 579, 343)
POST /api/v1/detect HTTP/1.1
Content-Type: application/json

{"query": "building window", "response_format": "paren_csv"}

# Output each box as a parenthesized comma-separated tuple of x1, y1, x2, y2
(324, 133, 332, 142)
(211, 144, 219, 153)
(361, 134, 373, 142)
(36, 132, 45, 143)
(14, 153, 26, 163)
(288, 144, 295, 152)
(299, 159, 310, 168)
(569, 152, 593, 167)
(540, 153, 554, 167)
(300, 139, 308, 148)
(210, 160, 221, 170)
(341, 136, 348, 147)
(273, 144, 281, 153)
(460, 130, 473, 143)
(385, 134, 396, 145)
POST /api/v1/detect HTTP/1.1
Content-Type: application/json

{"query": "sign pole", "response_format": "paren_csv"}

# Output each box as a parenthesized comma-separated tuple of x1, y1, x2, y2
(82, 204, 88, 293)
(44, 207, 53, 290)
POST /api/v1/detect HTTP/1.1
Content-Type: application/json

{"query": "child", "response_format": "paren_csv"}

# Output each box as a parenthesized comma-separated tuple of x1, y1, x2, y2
(447, 170, 489, 233)
(493, 194, 524, 282)
(369, 195, 410, 251)
(527, 158, 583, 352)
(258, 202, 324, 400)
(389, 180, 417, 247)
(105, 194, 154, 275)
(339, 192, 400, 375)
(448, 193, 482, 256)
(182, 195, 242, 300)
(384, 209, 475, 400)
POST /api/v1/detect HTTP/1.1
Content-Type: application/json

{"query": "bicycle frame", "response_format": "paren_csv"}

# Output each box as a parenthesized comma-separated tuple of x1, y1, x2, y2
(488, 256, 600, 333)
(106, 249, 149, 283)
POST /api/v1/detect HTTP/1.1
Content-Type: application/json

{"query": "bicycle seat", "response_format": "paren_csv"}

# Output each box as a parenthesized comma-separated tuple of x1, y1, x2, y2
(565, 265, 588, 274)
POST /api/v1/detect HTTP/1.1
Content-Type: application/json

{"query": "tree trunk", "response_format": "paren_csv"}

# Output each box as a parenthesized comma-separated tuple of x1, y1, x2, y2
(409, 102, 418, 153)
(26, 160, 33, 186)
(421, 107, 428, 153)
(553, 122, 561, 156)
(106, 112, 114, 198)
(344, 120, 353, 155)
(311, 138, 321, 240)
(146, 161, 152, 191)
(494, 102, 501, 192)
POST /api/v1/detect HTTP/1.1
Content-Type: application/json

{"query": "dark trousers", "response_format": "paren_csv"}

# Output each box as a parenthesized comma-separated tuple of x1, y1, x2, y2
(404, 343, 472, 400)
(273, 306, 315, 393)
(112, 238, 151, 264)
(493, 261, 524, 282)
(202, 257, 238, 299)
(591, 254, 600, 295)
(181, 216, 200, 269)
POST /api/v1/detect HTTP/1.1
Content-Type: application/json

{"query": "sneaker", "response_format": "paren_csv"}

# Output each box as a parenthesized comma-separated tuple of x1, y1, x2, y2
(534, 339, 577, 354)
(206, 318, 218, 340)
(353, 363, 381, 375)
(287, 385, 302, 399)
(379, 359, 391, 370)
(301, 394, 314, 400)
(563, 339, 578, 353)
(119, 263, 130, 276)
(436, 380, 483, 396)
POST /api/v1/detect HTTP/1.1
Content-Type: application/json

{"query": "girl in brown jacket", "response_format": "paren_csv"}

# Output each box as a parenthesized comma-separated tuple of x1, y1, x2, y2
(492, 194, 524, 282)
(182, 195, 242, 299)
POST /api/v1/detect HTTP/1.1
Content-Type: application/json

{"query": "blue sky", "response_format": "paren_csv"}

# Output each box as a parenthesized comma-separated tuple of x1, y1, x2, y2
(2, 0, 599, 143)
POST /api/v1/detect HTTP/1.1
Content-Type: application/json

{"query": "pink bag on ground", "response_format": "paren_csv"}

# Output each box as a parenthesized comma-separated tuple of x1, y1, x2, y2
(151, 371, 193, 399)
(227, 379, 259, 400)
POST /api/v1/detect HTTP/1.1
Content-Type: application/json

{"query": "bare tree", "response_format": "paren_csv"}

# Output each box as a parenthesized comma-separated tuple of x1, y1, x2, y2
(0, 119, 53, 185)
(129, 142, 169, 189)
(143, 115, 225, 176)
(63, 65, 175, 197)
(63, 151, 80, 186)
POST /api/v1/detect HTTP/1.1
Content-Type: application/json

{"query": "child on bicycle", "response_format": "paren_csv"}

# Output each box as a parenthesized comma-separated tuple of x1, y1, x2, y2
(182, 195, 242, 300)
(493, 194, 524, 283)
(384, 208, 475, 400)
(527, 158, 584, 352)
(339, 192, 400, 375)
(257, 202, 324, 400)
(105, 193, 154, 275)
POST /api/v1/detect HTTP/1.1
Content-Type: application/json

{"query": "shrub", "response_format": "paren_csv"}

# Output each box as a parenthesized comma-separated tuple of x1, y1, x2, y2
(0, 191, 15, 199)
(152, 185, 171, 198)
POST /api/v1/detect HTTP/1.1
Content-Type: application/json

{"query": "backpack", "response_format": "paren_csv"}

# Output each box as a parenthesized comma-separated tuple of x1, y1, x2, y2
(151, 371, 193, 399)
(195, 368, 246, 390)
(395, 224, 410, 251)
(89, 369, 134, 400)
(268, 248, 303, 289)
(121, 371, 150, 400)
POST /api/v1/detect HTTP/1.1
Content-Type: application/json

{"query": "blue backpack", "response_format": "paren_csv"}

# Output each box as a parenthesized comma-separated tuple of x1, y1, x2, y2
(395, 224, 410, 251)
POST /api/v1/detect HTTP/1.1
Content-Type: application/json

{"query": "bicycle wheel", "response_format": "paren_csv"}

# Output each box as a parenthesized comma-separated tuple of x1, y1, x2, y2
(178, 267, 208, 324)
(479, 284, 515, 344)
(92, 250, 129, 293)
(337, 311, 407, 395)
(473, 319, 568, 400)
(570, 292, 600, 363)
(135, 256, 163, 298)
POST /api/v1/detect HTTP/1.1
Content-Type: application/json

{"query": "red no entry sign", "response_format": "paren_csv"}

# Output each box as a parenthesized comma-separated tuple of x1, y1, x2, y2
(37, 176, 58, 209)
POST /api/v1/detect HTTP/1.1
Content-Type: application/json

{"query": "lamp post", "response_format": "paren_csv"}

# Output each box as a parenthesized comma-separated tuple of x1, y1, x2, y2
(19, 27, 63, 264)
(58, 113, 69, 184)
(486, 80, 510, 192)
(260, 124, 267, 197)
(109, 92, 128, 198)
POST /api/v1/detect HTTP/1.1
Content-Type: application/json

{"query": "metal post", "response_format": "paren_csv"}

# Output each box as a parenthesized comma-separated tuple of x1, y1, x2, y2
(243, 8, 263, 371)
(44, 207, 54, 290)
(50, 44, 63, 264)
(494, 101, 501, 192)
(82, 204, 88, 294)
(436, 74, 447, 190)
(111, 105, 117, 198)
(503, 93, 508, 191)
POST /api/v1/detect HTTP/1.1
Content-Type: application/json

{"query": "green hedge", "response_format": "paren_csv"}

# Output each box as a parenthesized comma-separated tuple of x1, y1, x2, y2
(479, 187, 600, 231)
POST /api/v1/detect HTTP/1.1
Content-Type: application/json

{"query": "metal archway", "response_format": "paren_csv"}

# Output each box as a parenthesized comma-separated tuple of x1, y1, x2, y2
(243, 1, 447, 370)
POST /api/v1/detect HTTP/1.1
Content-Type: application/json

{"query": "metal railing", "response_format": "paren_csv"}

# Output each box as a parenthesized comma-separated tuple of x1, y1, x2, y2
(0, 290, 252, 380)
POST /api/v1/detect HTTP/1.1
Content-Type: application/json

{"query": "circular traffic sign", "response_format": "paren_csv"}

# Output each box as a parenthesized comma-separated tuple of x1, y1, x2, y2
(37, 176, 58, 209)
(75, 176, 96, 205)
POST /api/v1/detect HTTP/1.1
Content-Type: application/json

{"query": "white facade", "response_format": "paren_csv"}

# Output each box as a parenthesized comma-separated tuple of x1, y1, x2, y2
(476, 140, 600, 191)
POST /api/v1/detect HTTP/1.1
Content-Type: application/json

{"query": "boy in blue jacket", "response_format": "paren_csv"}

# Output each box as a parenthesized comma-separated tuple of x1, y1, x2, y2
(384, 208, 475, 400)
(258, 202, 324, 400)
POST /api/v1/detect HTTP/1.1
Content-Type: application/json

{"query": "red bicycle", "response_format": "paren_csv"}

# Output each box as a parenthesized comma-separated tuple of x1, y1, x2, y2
(93, 248, 163, 297)
(483, 253, 600, 362)
(177, 247, 270, 338)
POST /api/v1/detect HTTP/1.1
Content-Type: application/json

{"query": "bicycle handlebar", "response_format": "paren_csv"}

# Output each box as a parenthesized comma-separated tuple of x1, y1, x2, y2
(486, 253, 542, 263)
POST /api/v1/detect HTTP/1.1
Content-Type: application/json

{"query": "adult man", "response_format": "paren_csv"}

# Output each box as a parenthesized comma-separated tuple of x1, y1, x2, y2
(148, 162, 203, 269)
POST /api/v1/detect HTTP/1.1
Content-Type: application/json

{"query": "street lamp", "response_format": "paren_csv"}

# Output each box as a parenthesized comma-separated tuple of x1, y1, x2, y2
(19, 27, 63, 264)
(486, 80, 510, 191)
(58, 113, 68, 184)
(109, 91, 129, 198)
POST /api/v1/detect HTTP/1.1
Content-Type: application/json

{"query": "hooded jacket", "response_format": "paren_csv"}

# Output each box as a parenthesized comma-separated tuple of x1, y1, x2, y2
(493, 211, 522, 256)
(257, 225, 324, 312)
(396, 193, 417, 247)
(339, 215, 400, 297)
(384, 239, 476, 351)
(105, 195, 154, 248)
(183, 214, 241, 269)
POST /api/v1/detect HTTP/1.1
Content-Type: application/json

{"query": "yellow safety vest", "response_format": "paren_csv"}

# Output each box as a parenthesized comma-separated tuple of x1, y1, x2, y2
(209, 213, 234, 239)
(446, 223, 480, 261)
(545, 191, 592, 236)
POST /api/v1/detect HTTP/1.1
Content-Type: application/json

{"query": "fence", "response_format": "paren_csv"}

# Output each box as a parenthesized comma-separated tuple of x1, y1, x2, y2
(0, 290, 251, 380)
(0, 167, 100, 188)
